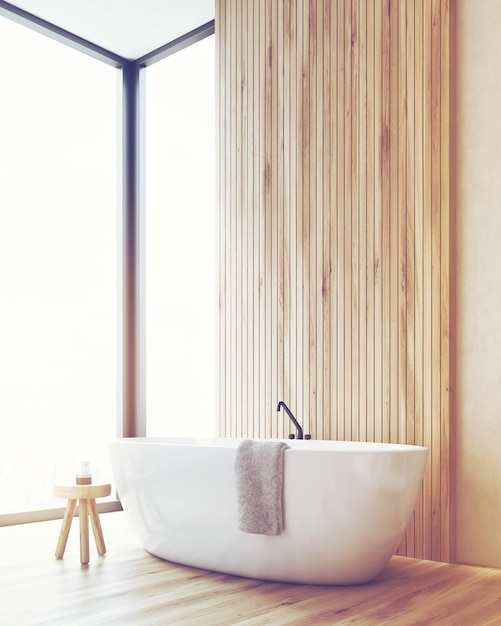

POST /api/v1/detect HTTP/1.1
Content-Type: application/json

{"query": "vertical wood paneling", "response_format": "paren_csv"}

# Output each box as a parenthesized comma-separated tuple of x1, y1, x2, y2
(217, 0, 452, 563)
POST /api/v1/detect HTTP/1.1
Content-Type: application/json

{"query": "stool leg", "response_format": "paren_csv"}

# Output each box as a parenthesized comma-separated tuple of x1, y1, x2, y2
(55, 499, 77, 559)
(79, 499, 90, 565)
(89, 499, 107, 556)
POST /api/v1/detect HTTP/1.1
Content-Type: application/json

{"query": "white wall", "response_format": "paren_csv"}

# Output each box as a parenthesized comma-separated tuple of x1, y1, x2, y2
(456, 0, 501, 567)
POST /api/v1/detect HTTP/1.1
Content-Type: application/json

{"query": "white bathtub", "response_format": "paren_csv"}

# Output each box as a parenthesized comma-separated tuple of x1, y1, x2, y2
(109, 437, 428, 585)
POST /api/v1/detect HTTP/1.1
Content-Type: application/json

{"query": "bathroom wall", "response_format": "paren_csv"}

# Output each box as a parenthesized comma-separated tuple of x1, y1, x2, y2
(216, 0, 453, 562)
(455, 0, 501, 568)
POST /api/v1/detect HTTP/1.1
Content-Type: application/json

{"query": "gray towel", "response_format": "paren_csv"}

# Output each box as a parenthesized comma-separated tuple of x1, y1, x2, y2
(234, 439, 290, 536)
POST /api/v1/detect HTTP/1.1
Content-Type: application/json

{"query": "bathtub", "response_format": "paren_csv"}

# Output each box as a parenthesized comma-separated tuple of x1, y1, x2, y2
(109, 437, 428, 585)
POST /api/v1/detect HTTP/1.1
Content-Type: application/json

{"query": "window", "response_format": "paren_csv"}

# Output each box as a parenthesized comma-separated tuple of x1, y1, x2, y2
(0, 16, 118, 515)
(145, 36, 216, 437)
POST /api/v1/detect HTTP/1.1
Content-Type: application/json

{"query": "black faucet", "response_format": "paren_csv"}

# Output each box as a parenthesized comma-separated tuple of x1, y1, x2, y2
(276, 401, 304, 440)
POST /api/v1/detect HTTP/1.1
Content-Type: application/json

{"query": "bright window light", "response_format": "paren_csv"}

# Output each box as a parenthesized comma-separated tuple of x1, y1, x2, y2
(145, 35, 216, 437)
(0, 17, 118, 515)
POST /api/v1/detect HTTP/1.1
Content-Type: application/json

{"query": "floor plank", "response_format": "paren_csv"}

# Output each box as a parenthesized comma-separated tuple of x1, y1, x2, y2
(1, 512, 500, 625)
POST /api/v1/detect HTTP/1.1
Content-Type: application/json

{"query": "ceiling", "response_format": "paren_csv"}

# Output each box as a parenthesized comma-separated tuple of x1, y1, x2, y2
(3, 0, 215, 60)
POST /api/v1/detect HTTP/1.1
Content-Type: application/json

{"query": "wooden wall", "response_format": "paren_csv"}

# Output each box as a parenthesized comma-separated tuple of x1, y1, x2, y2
(216, 0, 452, 562)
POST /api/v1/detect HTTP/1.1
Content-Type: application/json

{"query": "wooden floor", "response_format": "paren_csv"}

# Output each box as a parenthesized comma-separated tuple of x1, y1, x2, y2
(1, 512, 501, 625)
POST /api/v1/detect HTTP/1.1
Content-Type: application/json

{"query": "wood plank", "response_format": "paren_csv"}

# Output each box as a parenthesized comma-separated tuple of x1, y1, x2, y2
(431, 0, 443, 562)
(414, 0, 425, 560)
(440, 0, 453, 564)
(235, 0, 243, 437)
(405, 0, 417, 557)
(397, 0, 408, 449)
(343, 0, 353, 442)
(373, 0, 383, 445)
(301, 0, 311, 438)
(245, 0, 254, 438)
(312, 0, 321, 440)
(260, 0, 269, 437)
(350, 0, 360, 443)
(229, 0, 238, 437)
(315, 0, 324, 441)
(282, 0, 291, 431)
(252, 0, 261, 439)
(336, 0, 346, 441)
(322, 0, 332, 442)
(388, 0, 399, 446)
(294, 0, 304, 433)
(365, 0, 376, 445)
(395, 0, 408, 556)
(273, 0, 280, 435)
(380, 0, 391, 445)
(358, 0, 368, 443)
(422, 0, 434, 562)
(2, 512, 500, 625)
(285, 0, 298, 425)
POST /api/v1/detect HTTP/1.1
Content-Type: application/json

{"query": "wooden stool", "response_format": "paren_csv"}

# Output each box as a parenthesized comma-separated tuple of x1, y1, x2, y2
(54, 483, 111, 564)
